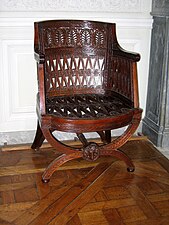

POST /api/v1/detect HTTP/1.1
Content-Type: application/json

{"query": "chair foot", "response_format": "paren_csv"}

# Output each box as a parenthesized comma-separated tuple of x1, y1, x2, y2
(127, 166, 135, 172)
(42, 178, 50, 183)
(34, 147, 40, 152)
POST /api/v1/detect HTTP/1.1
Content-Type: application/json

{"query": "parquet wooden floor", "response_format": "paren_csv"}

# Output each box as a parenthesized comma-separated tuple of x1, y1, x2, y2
(0, 140, 169, 225)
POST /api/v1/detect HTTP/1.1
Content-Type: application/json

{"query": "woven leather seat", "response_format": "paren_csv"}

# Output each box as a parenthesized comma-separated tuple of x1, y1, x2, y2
(32, 20, 142, 182)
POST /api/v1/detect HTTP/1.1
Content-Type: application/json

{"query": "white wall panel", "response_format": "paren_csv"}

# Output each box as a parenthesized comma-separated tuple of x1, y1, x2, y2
(0, 0, 152, 145)
(0, 39, 37, 132)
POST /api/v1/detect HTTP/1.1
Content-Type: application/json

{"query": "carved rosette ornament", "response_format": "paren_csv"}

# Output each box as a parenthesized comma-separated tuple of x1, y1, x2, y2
(83, 143, 100, 161)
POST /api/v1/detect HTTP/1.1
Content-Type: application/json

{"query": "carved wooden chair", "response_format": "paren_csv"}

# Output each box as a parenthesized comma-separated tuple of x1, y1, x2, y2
(31, 20, 142, 183)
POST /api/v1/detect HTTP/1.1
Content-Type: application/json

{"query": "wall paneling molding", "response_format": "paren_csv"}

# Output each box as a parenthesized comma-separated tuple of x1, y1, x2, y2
(0, 0, 142, 12)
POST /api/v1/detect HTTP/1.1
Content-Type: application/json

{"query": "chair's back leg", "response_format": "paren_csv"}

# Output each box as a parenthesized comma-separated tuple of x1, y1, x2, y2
(105, 130, 111, 143)
(31, 121, 45, 150)
(97, 130, 111, 144)
(77, 133, 89, 147)
(97, 131, 106, 143)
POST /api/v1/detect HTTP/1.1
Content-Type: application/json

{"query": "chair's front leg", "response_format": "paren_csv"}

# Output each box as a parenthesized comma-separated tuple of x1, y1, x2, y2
(104, 111, 142, 150)
(105, 130, 111, 143)
(42, 152, 82, 183)
(99, 112, 142, 171)
(42, 128, 77, 154)
(40, 128, 83, 182)
(100, 148, 135, 172)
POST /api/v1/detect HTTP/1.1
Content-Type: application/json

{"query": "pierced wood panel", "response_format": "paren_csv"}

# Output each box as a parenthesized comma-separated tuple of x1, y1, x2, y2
(45, 55, 106, 96)
(37, 21, 110, 96)
(43, 26, 107, 49)
(109, 57, 133, 101)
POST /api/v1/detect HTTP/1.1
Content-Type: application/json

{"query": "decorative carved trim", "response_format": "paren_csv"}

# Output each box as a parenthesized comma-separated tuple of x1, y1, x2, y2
(83, 143, 100, 161)
(0, 0, 142, 12)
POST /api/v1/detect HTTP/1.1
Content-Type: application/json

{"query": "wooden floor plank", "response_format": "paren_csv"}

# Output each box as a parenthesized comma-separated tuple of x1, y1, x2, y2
(78, 210, 109, 225)
(29, 163, 114, 225)
(66, 215, 82, 225)
(0, 218, 13, 225)
(125, 215, 169, 225)
(134, 166, 169, 186)
(0, 156, 114, 177)
(117, 205, 147, 223)
(13, 183, 79, 225)
(48, 164, 118, 225)
(79, 198, 136, 213)
(128, 184, 160, 218)
(0, 202, 37, 223)
(103, 208, 124, 225)
(0, 140, 169, 225)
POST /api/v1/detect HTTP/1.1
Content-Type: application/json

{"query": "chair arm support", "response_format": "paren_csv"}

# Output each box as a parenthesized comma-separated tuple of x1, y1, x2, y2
(34, 52, 45, 64)
(108, 53, 140, 107)
(37, 63, 46, 115)
(113, 44, 140, 62)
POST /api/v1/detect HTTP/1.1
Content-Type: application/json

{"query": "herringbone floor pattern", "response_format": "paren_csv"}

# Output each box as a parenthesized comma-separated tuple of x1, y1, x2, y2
(0, 140, 169, 225)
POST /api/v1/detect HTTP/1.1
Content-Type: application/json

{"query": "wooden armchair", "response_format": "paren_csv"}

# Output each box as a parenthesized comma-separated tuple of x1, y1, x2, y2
(31, 20, 142, 183)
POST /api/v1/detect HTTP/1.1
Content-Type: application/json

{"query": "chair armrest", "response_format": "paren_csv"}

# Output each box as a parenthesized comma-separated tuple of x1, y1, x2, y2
(113, 44, 140, 62)
(34, 52, 45, 64)
(108, 52, 140, 107)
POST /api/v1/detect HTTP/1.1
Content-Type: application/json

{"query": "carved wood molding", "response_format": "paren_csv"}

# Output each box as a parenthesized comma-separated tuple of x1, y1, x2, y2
(0, 0, 142, 12)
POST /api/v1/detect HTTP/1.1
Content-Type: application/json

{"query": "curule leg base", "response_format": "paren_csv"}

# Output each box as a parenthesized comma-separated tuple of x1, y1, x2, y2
(42, 152, 82, 182)
(40, 112, 141, 182)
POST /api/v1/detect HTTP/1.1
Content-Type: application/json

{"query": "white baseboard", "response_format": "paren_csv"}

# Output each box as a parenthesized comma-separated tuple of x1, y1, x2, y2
(157, 147, 169, 160)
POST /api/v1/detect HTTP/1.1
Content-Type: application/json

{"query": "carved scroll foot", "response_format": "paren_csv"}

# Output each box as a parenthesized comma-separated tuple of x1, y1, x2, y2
(42, 152, 82, 182)
(127, 166, 135, 172)
(42, 178, 50, 184)
(100, 148, 135, 172)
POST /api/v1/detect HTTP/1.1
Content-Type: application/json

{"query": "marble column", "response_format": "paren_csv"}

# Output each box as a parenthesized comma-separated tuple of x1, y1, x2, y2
(142, 0, 169, 147)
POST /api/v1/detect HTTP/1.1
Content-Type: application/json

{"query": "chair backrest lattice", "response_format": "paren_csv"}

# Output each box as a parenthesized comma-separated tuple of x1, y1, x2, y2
(45, 54, 105, 96)
(35, 20, 133, 101)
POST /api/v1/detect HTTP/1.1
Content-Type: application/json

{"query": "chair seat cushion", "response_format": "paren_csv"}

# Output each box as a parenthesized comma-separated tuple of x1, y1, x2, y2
(46, 93, 133, 119)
